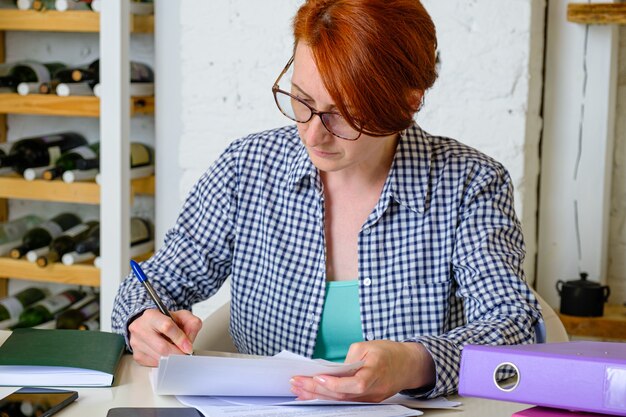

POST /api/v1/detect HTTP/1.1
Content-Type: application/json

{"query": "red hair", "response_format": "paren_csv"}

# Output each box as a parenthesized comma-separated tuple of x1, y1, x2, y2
(293, 0, 437, 135)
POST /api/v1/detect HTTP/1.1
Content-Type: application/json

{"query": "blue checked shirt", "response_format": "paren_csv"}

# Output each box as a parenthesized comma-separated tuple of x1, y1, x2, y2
(112, 123, 542, 398)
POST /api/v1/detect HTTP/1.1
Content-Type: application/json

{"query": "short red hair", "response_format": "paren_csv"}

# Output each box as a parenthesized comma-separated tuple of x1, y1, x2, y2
(293, 0, 437, 135)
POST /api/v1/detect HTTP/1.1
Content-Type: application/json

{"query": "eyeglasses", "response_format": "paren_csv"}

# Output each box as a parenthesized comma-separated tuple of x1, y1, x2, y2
(272, 56, 364, 141)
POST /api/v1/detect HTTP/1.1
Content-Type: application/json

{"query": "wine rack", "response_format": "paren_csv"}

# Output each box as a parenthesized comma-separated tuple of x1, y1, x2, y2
(0, 4, 156, 325)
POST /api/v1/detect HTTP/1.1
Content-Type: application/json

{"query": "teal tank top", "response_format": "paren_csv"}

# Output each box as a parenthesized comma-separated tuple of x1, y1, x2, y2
(312, 280, 364, 362)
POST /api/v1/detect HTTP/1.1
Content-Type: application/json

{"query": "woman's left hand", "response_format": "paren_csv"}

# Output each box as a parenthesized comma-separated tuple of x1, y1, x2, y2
(289, 340, 436, 402)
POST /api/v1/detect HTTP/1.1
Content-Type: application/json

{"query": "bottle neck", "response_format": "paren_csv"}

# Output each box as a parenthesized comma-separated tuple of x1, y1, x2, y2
(0, 75, 18, 88)
(0, 153, 17, 168)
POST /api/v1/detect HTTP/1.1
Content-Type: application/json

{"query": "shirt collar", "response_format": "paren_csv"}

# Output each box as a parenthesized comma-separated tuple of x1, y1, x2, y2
(287, 134, 320, 192)
(286, 123, 432, 213)
(387, 123, 432, 214)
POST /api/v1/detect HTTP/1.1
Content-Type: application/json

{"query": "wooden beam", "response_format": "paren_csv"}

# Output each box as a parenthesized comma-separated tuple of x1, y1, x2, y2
(0, 94, 153, 117)
(0, 28, 7, 298)
(0, 175, 154, 204)
(0, 259, 99, 287)
(0, 176, 100, 204)
(568, 3, 626, 25)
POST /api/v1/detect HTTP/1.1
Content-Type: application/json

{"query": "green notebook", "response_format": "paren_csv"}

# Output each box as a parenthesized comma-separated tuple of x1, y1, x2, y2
(0, 328, 125, 387)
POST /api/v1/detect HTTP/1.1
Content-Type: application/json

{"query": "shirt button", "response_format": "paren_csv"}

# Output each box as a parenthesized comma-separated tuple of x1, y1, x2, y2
(366, 332, 375, 341)
(363, 228, 371, 235)
(363, 278, 372, 286)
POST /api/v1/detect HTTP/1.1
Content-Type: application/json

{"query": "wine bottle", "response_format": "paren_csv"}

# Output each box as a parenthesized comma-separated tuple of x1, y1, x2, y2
(63, 217, 152, 265)
(16, 0, 34, 10)
(0, 143, 11, 176)
(54, 59, 99, 84)
(31, 0, 55, 10)
(42, 143, 99, 180)
(78, 318, 99, 330)
(0, 214, 43, 245)
(0, 132, 88, 174)
(0, 61, 65, 92)
(55, 82, 96, 97)
(54, 0, 93, 11)
(62, 168, 98, 183)
(0, 287, 49, 322)
(10, 212, 82, 259)
(54, 59, 154, 84)
(36, 220, 98, 267)
(16, 61, 65, 95)
(129, 217, 153, 246)
(38, 80, 61, 94)
(0, 215, 44, 256)
(11, 289, 85, 329)
(23, 164, 53, 181)
(56, 295, 99, 329)
(76, 142, 151, 170)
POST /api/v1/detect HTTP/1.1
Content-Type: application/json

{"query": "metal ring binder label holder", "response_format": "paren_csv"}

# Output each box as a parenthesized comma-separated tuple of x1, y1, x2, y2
(493, 362, 520, 392)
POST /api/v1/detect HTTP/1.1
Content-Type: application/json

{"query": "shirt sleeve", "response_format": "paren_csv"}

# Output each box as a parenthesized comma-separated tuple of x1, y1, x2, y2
(404, 162, 542, 398)
(110, 140, 241, 347)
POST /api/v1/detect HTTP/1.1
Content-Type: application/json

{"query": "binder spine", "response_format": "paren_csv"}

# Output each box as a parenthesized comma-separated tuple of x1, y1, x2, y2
(458, 346, 626, 416)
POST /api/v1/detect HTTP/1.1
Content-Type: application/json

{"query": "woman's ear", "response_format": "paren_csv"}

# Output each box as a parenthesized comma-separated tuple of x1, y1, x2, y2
(408, 90, 424, 113)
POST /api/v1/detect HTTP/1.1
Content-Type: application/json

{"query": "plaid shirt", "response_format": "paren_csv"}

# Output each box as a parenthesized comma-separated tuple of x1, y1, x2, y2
(112, 123, 541, 398)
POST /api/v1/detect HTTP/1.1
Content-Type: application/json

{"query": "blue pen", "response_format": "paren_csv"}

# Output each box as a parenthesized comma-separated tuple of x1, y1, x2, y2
(130, 260, 193, 355)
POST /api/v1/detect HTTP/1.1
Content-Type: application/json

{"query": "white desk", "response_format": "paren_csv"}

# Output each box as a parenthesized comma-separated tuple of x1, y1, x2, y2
(0, 330, 530, 417)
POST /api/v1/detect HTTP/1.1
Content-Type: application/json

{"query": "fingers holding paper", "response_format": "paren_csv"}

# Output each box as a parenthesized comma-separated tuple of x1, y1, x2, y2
(128, 308, 202, 366)
(290, 340, 436, 402)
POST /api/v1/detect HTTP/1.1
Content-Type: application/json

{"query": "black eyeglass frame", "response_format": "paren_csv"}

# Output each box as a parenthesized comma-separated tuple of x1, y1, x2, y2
(271, 56, 365, 141)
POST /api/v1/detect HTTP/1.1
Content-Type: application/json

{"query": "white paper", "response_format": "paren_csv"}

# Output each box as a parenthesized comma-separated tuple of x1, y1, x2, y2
(153, 350, 364, 396)
(194, 394, 460, 409)
(0, 365, 113, 387)
(177, 395, 421, 417)
(0, 387, 20, 400)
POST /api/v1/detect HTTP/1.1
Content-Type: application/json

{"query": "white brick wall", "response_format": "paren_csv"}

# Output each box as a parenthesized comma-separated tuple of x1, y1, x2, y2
(179, 0, 545, 272)
(177, 1, 546, 316)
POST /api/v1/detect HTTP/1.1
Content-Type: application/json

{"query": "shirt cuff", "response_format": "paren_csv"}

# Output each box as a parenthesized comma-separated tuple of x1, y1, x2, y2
(403, 335, 461, 398)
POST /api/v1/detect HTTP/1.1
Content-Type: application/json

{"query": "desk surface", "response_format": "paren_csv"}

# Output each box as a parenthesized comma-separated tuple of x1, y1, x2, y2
(0, 330, 529, 417)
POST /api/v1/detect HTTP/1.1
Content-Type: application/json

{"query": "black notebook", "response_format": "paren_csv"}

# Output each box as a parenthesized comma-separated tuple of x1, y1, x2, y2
(0, 328, 125, 387)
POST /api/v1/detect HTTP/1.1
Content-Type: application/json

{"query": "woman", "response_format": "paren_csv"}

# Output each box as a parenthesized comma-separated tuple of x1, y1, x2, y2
(112, 0, 542, 402)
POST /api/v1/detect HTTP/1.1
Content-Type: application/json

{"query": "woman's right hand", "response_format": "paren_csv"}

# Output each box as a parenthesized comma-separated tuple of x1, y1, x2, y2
(128, 308, 202, 366)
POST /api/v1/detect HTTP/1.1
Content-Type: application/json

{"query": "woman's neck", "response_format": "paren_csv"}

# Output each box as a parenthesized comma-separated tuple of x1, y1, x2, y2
(321, 133, 399, 191)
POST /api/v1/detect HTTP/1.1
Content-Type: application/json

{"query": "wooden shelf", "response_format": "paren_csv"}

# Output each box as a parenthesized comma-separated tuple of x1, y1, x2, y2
(0, 175, 155, 204)
(558, 304, 626, 341)
(0, 250, 155, 288)
(0, 94, 154, 117)
(0, 10, 153, 33)
(567, 3, 626, 24)
(0, 257, 99, 286)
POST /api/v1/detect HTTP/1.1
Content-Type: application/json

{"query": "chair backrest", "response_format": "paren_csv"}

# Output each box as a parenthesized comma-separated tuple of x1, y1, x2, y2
(532, 289, 569, 343)
(193, 301, 237, 353)
(192, 289, 570, 352)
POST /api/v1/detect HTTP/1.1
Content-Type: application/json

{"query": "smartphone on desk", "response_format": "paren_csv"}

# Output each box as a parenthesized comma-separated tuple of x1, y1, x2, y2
(0, 387, 78, 417)
(107, 408, 203, 417)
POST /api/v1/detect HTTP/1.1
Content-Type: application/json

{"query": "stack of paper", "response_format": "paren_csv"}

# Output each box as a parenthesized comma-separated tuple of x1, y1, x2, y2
(152, 350, 363, 396)
(153, 350, 462, 417)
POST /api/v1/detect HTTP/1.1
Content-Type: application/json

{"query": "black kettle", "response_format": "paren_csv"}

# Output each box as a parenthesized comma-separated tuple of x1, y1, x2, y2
(556, 272, 610, 317)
